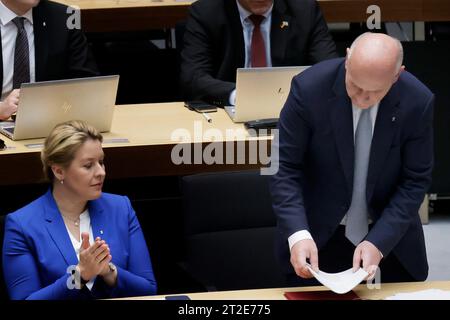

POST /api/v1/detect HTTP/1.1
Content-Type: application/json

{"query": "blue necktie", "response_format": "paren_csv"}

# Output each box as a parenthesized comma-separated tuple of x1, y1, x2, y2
(345, 108, 372, 245)
(12, 17, 30, 89)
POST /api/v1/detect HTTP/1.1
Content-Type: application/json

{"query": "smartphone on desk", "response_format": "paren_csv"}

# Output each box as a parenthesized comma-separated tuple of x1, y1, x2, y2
(165, 295, 191, 300)
(184, 101, 217, 113)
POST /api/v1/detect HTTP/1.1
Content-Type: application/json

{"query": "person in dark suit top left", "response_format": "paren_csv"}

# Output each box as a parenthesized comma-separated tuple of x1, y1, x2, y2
(2, 120, 157, 300)
(0, 0, 98, 120)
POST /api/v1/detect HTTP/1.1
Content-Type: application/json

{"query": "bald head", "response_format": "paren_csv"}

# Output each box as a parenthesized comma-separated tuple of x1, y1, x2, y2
(348, 33, 403, 74)
(345, 33, 404, 109)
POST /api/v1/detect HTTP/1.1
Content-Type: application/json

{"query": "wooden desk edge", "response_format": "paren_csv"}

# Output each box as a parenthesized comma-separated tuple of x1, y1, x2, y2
(112, 280, 450, 300)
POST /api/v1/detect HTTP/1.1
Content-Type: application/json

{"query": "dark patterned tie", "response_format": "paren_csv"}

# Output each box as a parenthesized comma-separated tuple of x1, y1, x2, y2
(12, 17, 30, 89)
(249, 15, 267, 68)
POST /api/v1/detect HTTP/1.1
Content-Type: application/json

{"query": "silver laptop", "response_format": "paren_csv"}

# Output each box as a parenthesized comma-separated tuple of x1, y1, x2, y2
(0, 75, 119, 140)
(225, 66, 309, 122)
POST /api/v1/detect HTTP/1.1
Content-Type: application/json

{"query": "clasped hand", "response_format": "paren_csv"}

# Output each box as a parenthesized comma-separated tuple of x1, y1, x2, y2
(77, 232, 112, 282)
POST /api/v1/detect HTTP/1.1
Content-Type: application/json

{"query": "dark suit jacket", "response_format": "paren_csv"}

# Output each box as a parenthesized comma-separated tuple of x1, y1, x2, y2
(0, 0, 98, 94)
(2, 190, 157, 300)
(270, 58, 434, 281)
(180, 0, 338, 105)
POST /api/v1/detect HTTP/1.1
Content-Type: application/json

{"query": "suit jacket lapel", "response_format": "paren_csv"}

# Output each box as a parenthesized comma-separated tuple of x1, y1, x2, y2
(330, 62, 354, 198)
(32, 2, 48, 81)
(43, 189, 79, 267)
(43, 190, 108, 266)
(226, 1, 245, 69)
(270, 0, 290, 66)
(367, 85, 400, 201)
(88, 198, 107, 242)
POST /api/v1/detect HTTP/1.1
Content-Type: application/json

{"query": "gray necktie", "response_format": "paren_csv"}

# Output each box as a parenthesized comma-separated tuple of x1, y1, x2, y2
(12, 17, 30, 89)
(345, 108, 372, 245)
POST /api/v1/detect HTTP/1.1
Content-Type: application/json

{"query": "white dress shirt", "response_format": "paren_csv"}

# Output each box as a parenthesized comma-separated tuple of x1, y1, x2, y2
(228, 0, 273, 105)
(64, 209, 96, 290)
(288, 103, 379, 251)
(0, 0, 36, 100)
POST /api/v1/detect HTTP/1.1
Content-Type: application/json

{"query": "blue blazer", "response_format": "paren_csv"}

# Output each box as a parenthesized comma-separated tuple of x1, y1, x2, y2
(2, 189, 157, 300)
(270, 58, 434, 280)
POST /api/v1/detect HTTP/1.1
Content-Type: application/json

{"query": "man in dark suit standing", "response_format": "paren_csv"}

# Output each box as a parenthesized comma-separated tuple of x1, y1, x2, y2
(270, 33, 433, 284)
(0, 0, 98, 120)
(180, 0, 338, 106)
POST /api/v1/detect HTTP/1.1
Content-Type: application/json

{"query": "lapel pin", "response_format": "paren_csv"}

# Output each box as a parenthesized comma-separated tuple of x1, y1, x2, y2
(100, 230, 104, 235)
(391, 116, 396, 122)
(280, 21, 289, 29)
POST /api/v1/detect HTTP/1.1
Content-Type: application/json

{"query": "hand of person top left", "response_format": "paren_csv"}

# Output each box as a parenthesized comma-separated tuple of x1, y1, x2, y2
(0, 89, 20, 120)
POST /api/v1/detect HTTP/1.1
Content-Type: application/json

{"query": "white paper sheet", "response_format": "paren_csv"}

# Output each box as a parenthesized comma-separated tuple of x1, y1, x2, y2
(385, 289, 450, 300)
(306, 264, 368, 294)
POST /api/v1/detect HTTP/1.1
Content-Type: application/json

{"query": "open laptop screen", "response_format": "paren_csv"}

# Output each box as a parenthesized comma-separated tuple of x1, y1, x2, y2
(0, 75, 119, 140)
(229, 66, 309, 122)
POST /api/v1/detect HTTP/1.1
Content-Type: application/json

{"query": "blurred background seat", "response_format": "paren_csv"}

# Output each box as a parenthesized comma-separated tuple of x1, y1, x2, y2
(180, 170, 285, 291)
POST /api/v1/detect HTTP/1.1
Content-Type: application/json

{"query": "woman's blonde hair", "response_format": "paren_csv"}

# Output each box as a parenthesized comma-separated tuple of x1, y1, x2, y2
(41, 120, 103, 181)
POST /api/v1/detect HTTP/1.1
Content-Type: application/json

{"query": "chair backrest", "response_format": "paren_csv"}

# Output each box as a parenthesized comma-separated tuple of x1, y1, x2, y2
(181, 170, 285, 291)
(0, 215, 9, 300)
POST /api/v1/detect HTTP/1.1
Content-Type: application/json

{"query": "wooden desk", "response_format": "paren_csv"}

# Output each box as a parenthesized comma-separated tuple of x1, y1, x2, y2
(55, 0, 450, 33)
(319, 0, 450, 22)
(423, 0, 450, 22)
(57, 0, 191, 32)
(0, 102, 271, 186)
(318, 0, 423, 23)
(118, 280, 450, 300)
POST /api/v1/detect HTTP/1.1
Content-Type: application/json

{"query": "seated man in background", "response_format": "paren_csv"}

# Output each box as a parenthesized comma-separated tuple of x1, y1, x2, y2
(2, 120, 157, 300)
(180, 0, 338, 106)
(0, 0, 98, 120)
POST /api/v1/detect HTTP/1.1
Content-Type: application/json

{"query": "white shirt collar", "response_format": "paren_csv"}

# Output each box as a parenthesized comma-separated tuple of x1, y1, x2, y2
(0, 0, 34, 27)
(236, 0, 273, 23)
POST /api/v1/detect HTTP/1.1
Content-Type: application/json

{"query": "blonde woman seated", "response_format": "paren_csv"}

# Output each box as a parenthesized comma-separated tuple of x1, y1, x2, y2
(2, 121, 157, 299)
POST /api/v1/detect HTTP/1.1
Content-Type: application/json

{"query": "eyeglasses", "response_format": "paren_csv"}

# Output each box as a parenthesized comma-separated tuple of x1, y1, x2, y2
(0, 138, 6, 150)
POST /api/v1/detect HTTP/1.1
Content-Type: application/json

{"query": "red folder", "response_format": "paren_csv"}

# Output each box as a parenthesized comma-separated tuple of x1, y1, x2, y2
(284, 290, 361, 300)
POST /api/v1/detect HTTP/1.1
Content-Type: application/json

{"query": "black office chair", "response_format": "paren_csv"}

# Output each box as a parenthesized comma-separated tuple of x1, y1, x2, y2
(0, 215, 9, 300)
(180, 170, 285, 291)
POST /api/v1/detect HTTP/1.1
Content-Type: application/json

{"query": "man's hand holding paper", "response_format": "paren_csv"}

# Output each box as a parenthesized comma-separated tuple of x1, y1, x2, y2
(353, 240, 382, 281)
(290, 239, 319, 279)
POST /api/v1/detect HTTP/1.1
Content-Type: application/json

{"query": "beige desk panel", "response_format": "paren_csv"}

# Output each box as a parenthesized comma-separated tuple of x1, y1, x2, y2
(1, 103, 267, 153)
(117, 280, 450, 300)
(0, 103, 271, 185)
(108, 102, 269, 146)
